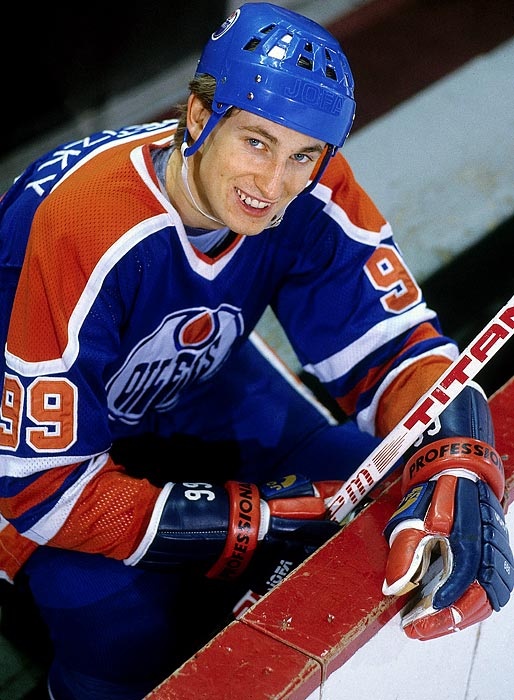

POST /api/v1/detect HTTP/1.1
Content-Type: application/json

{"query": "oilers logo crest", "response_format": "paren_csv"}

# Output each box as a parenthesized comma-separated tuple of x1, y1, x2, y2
(107, 304, 244, 424)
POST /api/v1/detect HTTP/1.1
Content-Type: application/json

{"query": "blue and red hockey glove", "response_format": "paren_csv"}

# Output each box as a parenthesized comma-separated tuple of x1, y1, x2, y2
(382, 385, 514, 640)
(136, 473, 341, 580)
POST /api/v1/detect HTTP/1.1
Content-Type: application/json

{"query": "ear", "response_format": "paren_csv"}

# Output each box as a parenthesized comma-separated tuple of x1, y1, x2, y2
(186, 94, 211, 143)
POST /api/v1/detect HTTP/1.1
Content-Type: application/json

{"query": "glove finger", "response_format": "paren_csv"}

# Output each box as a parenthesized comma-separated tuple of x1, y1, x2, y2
(481, 541, 514, 609)
(314, 480, 345, 501)
(434, 478, 481, 609)
(403, 581, 492, 641)
(268, 496, 327, 519)
(267, 516, 339, 547)
(479, 480, 512, 560)
(383, 482, 441, 596)
(482, 517, 513, 563)
(383, 529, 439, 596)
(478, 480, 514, 609)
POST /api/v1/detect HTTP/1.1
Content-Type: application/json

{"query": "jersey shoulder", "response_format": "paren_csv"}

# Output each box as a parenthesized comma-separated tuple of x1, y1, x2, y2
(319, 151, 387, 233)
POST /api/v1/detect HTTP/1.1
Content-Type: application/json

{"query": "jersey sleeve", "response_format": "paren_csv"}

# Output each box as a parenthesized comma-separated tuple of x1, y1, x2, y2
(0, 128, 174, 566)
(273, 152, 459, 437)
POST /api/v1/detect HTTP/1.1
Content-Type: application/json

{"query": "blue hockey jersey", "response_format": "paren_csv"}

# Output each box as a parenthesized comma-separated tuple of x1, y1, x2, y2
(0, 120, 458, 578)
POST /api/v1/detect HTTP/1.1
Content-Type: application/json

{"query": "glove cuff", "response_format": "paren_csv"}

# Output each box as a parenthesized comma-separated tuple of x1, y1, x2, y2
(206, 481, 260, 581)
(402, 437, 504, 500)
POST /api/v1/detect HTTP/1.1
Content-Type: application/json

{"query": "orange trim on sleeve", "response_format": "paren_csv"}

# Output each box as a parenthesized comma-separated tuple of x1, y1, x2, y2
(376, 355, 453, 437)
(0, 464, 74, 520)
(337, 323, 448, 426)
(48, 457, 161, 560)
(8, 138, 170, 362)
(0, 522, 38, 581)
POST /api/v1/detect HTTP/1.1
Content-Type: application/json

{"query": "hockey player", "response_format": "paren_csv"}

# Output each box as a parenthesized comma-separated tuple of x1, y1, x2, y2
(0, 3, 512, 698)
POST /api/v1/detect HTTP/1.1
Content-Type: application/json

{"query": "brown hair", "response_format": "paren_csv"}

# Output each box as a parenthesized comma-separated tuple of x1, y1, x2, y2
(173, 74, 221, 150)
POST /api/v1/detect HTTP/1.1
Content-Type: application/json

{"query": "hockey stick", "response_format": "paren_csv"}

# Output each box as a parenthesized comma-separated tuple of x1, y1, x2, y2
(232, 294, 514, 618)
(326, 292, 514, 522)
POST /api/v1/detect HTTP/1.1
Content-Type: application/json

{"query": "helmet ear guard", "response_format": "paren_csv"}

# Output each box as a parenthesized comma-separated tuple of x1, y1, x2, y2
(183, 2, 356, 187)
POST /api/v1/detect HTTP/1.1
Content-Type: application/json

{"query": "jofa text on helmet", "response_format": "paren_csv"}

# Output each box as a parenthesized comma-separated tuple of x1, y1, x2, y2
(283, 78, 345, 116)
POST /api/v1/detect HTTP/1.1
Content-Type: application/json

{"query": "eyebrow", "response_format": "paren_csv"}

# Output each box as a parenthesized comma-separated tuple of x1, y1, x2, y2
(240, 125, 325, 154)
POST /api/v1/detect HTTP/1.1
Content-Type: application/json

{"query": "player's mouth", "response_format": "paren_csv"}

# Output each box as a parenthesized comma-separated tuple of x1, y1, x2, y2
(235, 187, 272, 214)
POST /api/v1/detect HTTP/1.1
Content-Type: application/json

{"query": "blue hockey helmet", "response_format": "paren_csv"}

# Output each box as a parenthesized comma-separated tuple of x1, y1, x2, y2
(183, 2, 356, 168)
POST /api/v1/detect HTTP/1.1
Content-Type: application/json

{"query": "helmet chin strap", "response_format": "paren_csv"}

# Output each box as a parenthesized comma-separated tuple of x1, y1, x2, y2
(302, 146, 336, 195)
(180, 141, 226, 226)
(268, 209, 286, 228)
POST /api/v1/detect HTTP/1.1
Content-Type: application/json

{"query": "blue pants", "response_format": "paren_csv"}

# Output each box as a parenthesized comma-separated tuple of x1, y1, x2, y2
(24, 336, 380, 699)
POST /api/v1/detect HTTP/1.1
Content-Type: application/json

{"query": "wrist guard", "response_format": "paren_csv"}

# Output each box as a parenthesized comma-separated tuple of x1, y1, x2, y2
(136, 481, 236, 571)
(134, 475, 341, 582)
(401, 384, 504, 499)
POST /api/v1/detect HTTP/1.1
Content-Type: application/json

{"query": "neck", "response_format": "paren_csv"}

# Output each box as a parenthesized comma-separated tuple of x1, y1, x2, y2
(165, 148, 224, 229)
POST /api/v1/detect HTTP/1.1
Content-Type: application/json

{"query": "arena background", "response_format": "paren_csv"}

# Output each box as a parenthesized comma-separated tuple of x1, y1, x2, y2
(1, 1, 513, 697)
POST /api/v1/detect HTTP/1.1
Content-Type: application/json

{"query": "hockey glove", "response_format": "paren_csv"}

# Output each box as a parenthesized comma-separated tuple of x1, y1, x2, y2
(382, 385, 514, 640)
(136, 474, 341, 582)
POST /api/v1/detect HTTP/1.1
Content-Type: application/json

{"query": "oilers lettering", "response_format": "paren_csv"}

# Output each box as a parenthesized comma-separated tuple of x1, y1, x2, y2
(284, 79, 343, 115)
(113, 340, 220, 416)
(107, 305, 244, 424)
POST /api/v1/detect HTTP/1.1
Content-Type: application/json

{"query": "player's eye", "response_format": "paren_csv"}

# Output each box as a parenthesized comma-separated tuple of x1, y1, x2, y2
(247, 138, 265, 149)
(292, 153, 312, 163)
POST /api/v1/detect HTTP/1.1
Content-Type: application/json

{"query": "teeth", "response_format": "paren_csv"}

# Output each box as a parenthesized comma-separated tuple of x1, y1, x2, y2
(236, 188, 270, 210)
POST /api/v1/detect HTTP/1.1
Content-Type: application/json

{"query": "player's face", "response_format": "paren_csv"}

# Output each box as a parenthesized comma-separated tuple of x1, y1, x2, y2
(184, 98, 326, 235)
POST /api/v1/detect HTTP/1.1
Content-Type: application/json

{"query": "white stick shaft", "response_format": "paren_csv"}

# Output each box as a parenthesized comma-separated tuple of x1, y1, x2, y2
(326, 294, 514, 523)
